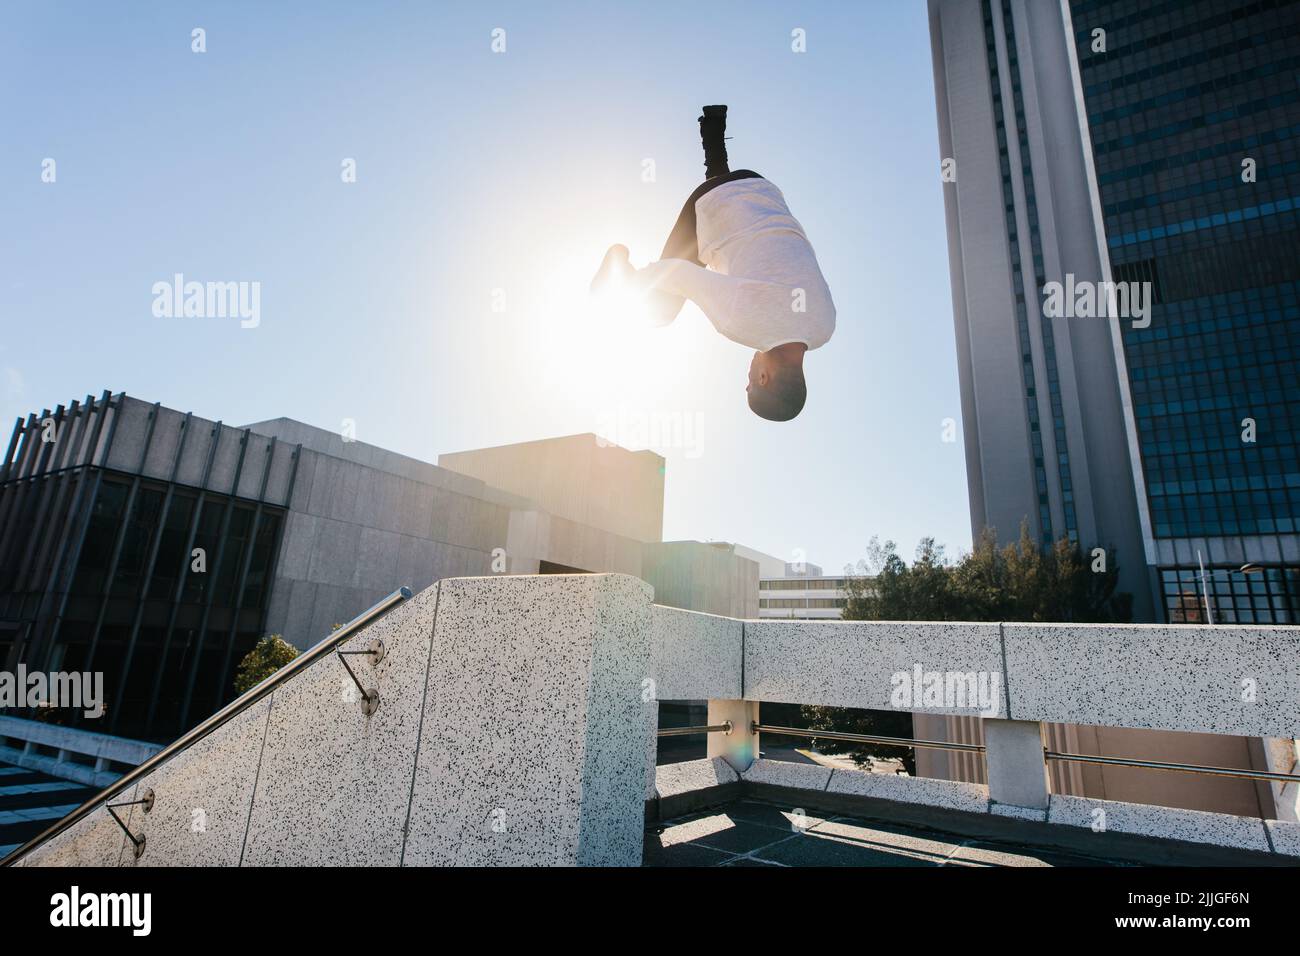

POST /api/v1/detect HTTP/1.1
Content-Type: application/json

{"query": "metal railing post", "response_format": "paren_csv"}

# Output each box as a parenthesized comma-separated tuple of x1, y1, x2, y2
(707, 700, 757, 773)
(984, 718, 1049, 811)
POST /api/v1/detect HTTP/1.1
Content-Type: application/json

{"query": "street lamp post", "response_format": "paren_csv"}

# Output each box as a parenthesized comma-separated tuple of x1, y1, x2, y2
(1197, 550, 1213, 625)
(1194, 553, 1267, 625)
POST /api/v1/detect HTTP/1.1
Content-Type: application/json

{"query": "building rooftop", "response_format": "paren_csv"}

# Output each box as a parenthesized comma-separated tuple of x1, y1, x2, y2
(5, 574, 1299, 869)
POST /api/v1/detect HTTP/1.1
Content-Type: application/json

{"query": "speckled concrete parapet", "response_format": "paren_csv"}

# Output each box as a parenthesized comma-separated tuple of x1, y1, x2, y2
(1003, 623, 1300, 737)
(655, 757, 740, 798)
(827, 766, 990, 814)
(1264, 820, 1300, 857)
(126, 698, 272, 867)
(21, 785, 136, 867)
(650, 605, 742, 700)
(744, 620, 1007, 717)
(243, 584, 440, 865)
(741, 758, 833, 791)
(403, 574, 652, 866)
(1048, 793, 1272, 852)
(577, 575, 657, 865)
(21, 597, 1300, 867)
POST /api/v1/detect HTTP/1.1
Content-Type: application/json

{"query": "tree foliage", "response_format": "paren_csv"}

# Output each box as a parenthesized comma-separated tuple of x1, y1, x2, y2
(842, 524, 1132, 624)
(233, 635, 301, 695)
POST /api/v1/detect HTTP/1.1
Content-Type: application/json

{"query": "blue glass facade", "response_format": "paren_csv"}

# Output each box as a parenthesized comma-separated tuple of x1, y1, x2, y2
(1070, 0, 1300, 621)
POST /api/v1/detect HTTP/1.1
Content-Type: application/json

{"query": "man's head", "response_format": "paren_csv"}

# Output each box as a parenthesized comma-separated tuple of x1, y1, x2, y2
(746, 344, 808, 422)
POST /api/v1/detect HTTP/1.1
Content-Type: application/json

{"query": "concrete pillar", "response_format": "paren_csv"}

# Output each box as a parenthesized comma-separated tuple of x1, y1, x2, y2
(403, 574, 654, 867)
(707, 699, 758, 773)
(983, 718, 1049, 810)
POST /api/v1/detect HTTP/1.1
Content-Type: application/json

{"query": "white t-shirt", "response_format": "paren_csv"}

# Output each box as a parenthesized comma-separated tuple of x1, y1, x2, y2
(694, 177, 836, 351)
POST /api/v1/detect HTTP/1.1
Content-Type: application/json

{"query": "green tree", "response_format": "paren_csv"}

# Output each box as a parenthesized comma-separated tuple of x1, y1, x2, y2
(803, 524, 1132, 771)
(233, 635, 300, 695)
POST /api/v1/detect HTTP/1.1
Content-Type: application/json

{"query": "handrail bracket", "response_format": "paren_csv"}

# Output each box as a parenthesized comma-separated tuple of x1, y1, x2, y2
(105, 788, 154, 860)
(337, 639, 385, 716)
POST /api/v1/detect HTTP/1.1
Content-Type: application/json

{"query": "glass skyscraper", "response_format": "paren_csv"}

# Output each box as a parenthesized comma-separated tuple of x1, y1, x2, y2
(931, 0, 1300, 623)
(1069, 0, 1300, 622)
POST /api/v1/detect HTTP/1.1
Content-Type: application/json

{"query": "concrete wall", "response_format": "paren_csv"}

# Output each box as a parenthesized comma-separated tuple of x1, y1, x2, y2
(438, 433, 665, 544)
(263, 441, 518, 648)
(19, 574, 653, 867)
(641, 541, 760, 619)
(17, 397, 764, 656)
(255, 422, 756, 647)
(96, 397, 300, 507)
(14, 605, 1300, 866)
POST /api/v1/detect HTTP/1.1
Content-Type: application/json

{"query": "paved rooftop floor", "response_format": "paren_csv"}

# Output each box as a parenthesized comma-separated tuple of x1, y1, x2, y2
(644, 799, 1120, 867)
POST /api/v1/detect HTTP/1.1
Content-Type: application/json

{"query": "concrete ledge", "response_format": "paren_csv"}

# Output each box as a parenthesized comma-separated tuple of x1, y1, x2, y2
(741, 758, 833, 791)
(1048, 793, 1272, 853)
(828, 765, 990, 814)
(647, 758, 742, 823)
(1265, 819, 1300, 857)
(655, 757, 740, 798)
(0, 745, 120, 789)
(0, 716, 161, 788)
(650, 606, 742, 700)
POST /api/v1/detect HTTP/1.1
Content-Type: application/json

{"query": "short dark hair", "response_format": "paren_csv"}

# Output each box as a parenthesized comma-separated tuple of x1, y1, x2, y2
(748, 363, 807, 421)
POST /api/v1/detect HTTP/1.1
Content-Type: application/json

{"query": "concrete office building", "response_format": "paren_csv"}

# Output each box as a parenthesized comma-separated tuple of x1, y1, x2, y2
(927, 0, 1300, 816)
(754, 558, 874, 621)
(0, 391, 759, 743)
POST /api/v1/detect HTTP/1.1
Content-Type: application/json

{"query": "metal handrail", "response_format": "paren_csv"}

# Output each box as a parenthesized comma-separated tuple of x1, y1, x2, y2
(1045, 749, 1300, 784)
(750, 725, 1298, 781)
(0, 585, 413, 867)
(754, 728, 1300, 780)
(657, 722, 732, 738)
(754, 723, 987, 754)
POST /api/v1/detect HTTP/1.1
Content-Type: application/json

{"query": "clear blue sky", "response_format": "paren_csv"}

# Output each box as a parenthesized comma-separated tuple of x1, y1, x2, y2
(0, 1, 972, 572)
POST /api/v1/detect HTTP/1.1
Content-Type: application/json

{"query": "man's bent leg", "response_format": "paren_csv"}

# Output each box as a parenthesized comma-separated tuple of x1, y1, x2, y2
(645, 194, 704, 325)
(636, 258, 739, 329)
